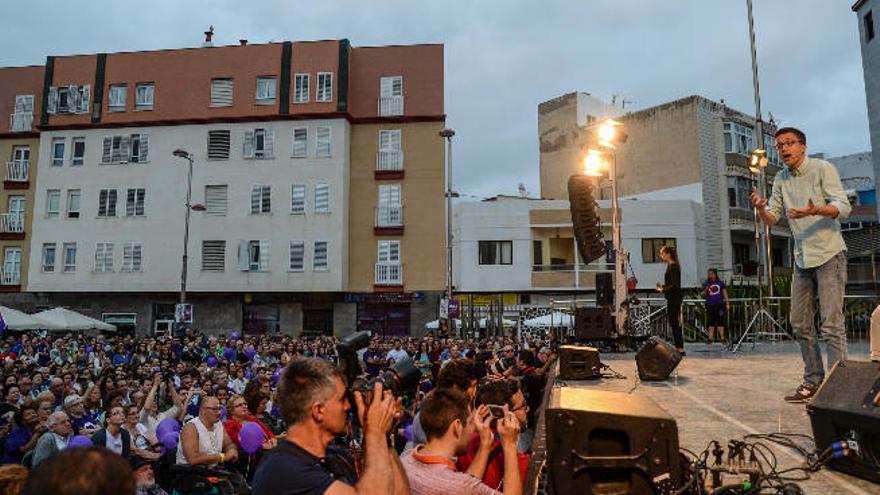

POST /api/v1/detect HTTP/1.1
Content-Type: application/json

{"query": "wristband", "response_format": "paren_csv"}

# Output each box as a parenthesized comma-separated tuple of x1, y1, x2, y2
(219, 452, 225, 463)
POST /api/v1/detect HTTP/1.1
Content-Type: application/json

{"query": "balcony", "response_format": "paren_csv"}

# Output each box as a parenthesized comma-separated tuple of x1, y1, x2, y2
(5, 161, 28, 188)
(376, 150, 404, 179)
(530, 264, 606, 289)
(378, 96, 404, 117)
(375, 205, 404, 235)
(1, 269, 20, 286)
(0, 213, 24, 240)
(375, 262, 403, 288)
(9, 113, 33, 133)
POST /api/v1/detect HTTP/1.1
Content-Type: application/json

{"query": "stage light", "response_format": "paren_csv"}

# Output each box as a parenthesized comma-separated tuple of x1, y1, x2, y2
(749, 149, 768, 174)
(583, 149, 604, 176)
(595, 119, 628, 148)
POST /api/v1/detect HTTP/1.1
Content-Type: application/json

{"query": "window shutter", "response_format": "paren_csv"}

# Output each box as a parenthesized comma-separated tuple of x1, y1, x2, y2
(205, 185, 228, 216)
(250, 186, 261, 214)
(47, 87, 58, 114)
(243, 131, 255, 159)
(79, 85, 90, 114)
(119, 135, 131, 163)
(259, 240, 270, 271)
(380, 78, 393, 98)
(238, 241, 250, 271)
(139, 134, 149, 162)
(211, 79, 234, 107)
(292, 128, 307, 157)
(264, 129, 275, 159)
(102, 137, 112, 163)
(207, 130, 231, 160)
(201, 240, 226, 272)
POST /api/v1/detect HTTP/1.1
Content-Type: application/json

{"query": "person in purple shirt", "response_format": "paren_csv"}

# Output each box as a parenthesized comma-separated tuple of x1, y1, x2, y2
(702, 269, 730, 345)
(3, 406, 44, 464)
(363, 340, 387, 377)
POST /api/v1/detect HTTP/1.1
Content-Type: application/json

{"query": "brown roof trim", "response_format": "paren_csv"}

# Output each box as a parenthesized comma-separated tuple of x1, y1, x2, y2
(38, 113, 446, 131)
(0, 132, 39, 139)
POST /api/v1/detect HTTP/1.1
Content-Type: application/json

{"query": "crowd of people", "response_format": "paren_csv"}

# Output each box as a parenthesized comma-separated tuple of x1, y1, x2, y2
(0, 327, 558, 495)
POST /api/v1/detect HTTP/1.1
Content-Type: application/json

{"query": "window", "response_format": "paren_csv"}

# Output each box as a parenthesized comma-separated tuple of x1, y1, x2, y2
(727, 176, 756, 209)
(101, 134, 149, 164)
(315, 183, 330, 213)
(211, 78, 234, 107)
(94, 242, 114, 272)
(379, 130, 401, 150)
(478, 241, 513, 265)
(3, 248, 21, 283)
(289, 241, 305, 271)
(201, 240, 226, 271)
(108, 84, 127, 111)
(722, 122, 755, 155)
(239, 240, 269, 272)
(533, 240, 543, 266)
(256, 77, 276, 104)
(244, 128, 274, 159)
(42, 243, 56, 272)
(205, 185, 228, 216)
(293, 73, 309, 103)
(316, 72, 333, 102)
(316, 127, 331, 157)
(12, 95, 34, 132)
(867, 10, 875, 42)
(66, 189, 81, 219)
(207, 130, 231, 160)
(126, 188, 146, 216)
(63, 243, 77, 272)
(292, 128, 308, 158)
(251, 185, 271, 214)
(313, 241, 328, 271)
(135, 83, 154, 110)
(121, 242, 143, 272)
(46, 190, 61, 218)
(98, 189, 118, 217)
(379, 76, 403, 116)
(378, 240, 400, 263)
(377, 184, 401, 225)
(51, 138, 65, 166)
(641, 238, 676, 263)
(47, 85, 89, 115)
(71, 137, 85, 166)
(291, 184, 306, 214)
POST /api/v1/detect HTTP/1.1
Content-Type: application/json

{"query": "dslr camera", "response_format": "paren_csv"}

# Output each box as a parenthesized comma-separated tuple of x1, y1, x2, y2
(336, 332, 421, 398)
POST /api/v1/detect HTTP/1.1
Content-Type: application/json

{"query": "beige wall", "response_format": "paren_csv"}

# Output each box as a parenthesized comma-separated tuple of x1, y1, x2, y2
(348, 121, 445, 292)
(538, 93, 584, 200)
(0, 136, 38, 290)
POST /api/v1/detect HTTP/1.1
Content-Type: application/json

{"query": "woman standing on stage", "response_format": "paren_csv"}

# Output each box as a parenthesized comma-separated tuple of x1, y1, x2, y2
(656, 245, 685, 355)
(702, 268, 729, 346)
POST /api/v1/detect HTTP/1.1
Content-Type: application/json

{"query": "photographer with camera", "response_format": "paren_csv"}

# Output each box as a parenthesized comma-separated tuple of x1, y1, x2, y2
(401, 388, 522, 495)
(251, 358, 409, 495)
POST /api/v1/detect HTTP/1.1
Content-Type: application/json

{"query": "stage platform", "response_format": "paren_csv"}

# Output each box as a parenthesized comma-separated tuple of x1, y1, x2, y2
(551, 342, 878, 494)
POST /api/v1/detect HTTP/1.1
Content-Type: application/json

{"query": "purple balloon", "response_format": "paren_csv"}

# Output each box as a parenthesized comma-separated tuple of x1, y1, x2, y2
(220, 405, 227, 421)
(160, 431, 179, 450)
(85, 345, 94, 354)
(206, 356, 218, 367)
(245, 347, 256, 360)
(67, 435, 93, 449)
(271, 369, 281, 384)
(239, 421, 265, 455)
(156, 417, 180, 440)
(223, 347, 235, 360)
(231, 331, 240, 340)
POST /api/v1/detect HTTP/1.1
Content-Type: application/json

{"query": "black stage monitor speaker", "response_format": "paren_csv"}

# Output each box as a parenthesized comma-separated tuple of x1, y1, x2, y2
(635, 336, 682, 381)
(808, 360, 880, 483)
(546, 387, 682, 495)
(558, 345, 602, 380)
(574, 307, 615, 341)
(595, 272, 613, 307)
(569, 175, 606, 264)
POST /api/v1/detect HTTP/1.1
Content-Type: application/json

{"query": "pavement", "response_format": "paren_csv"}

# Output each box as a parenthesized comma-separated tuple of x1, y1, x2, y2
(557, 341, 879, 494)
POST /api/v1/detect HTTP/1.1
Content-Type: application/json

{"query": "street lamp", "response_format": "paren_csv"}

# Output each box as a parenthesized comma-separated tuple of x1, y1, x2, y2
(439, 127, 455, 336)
(172, 148, 196, 304)
(586, 119, 629, 333)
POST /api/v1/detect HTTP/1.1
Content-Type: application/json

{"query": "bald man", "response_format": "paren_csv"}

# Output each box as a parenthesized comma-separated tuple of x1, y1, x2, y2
(176, 397, 238, 466)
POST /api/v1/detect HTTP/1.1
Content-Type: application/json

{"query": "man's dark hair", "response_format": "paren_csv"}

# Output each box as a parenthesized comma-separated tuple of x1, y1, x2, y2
(436, 359, 476, 391)
(518, 349, 536, 368)
(476, 378, 520, 409)
(243, 380, 270, 415)
(277, 358, 345, 426)
(22, 447, 135, 495)
(774, 127, 807, 145)
(420, 388, 471, 441)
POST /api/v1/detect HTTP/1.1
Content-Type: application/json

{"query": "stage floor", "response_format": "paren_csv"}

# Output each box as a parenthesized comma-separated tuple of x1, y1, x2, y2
(561, 341, 878, 494)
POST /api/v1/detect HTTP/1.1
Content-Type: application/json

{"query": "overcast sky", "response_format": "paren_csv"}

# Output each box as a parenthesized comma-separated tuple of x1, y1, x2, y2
(0, 0, 869, 199)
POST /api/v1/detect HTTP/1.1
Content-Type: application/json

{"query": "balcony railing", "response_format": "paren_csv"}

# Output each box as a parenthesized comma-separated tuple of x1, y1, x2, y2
(9, 113, 33, 132)
(376, 150, 403, 171)
(5, 161, 28, 182)
(376, 205, 403, 227)
(378, 96, 404, 116)
(0, 213, 24, 233)
(375, 262, 403, 285)
(1, 269, 20, 286)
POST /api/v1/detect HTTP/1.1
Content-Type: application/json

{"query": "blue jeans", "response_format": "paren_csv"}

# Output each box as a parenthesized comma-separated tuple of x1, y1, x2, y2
(790, 251, 848, 387)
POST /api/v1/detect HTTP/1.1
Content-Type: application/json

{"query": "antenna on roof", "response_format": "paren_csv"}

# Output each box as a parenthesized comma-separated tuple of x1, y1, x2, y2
(203, 26, 215, 48)
(518, 183, 529, 198)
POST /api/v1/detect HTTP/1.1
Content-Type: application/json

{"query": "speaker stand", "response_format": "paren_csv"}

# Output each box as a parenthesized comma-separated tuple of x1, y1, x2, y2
(731, 306, 787, 353)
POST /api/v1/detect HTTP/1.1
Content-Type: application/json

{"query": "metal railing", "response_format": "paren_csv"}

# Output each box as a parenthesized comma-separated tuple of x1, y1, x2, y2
(9, 113, 33, 132)
(375, 262, 403, 285)
(376, 150, 403, 171)
(5, 161, 28, 182)
(0, 213, 24, 233)
(375, 205, 403, 227)
(1, 269, 20, 286)
(378, 96, 404, 116)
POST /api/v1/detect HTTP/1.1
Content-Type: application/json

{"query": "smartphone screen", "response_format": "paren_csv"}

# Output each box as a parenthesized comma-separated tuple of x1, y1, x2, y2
(487, 404, 505, 419)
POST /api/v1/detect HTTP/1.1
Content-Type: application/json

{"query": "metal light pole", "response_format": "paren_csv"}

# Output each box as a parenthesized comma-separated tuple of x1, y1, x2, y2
(746, 0, 774, 295)
(439, 128, 455, 336)
(173, 149, 195, 304)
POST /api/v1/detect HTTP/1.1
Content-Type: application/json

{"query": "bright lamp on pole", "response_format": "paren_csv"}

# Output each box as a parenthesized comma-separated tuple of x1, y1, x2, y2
(583, 149, 605, 177)
(749, 149, 768, 174)
(596, 119, 628, 149)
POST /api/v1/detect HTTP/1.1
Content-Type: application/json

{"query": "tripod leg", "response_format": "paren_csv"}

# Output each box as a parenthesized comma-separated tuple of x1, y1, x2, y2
(733, 308, 762, 353)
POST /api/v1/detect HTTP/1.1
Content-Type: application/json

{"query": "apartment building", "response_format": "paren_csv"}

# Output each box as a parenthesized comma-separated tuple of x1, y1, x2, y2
(0, 66, 43, 293)
(4, 38, 445, 336)
(853, 0, 880, 222)
(538, 92, 792, 277)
